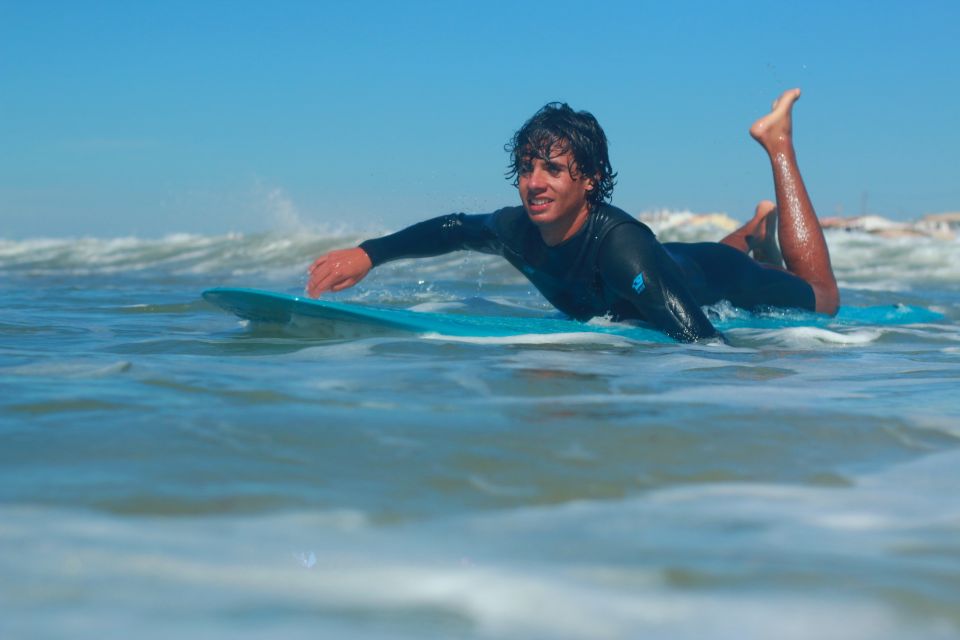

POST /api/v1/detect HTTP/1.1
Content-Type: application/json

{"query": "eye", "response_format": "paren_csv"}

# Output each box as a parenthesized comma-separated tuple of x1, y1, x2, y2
(518, 161, 533, 175)
(545, 163, 563, 176)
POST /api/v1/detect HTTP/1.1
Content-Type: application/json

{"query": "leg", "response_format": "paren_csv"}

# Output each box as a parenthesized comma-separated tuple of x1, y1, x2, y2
(749, 89, 839, 315)
(667, 242, 816, 312)
(719, 200, 784, 268)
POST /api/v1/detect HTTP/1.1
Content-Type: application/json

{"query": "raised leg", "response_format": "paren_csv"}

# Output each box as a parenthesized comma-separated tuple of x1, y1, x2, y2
(749, 89, 839, 315)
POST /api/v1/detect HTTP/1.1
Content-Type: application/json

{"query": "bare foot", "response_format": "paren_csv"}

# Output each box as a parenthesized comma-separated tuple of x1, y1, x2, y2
(749, 88, 801, 151)
(745, 200, 784, 268)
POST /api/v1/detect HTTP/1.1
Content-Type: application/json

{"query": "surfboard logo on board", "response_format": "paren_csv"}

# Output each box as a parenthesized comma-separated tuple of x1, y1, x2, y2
(632, 273, 646, 294)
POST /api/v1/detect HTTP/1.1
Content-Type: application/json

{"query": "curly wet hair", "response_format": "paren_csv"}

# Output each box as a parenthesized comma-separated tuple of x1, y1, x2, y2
(505, 102, 617, 205)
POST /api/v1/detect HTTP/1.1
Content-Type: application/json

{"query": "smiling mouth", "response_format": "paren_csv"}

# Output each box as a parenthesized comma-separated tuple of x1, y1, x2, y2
(527, 197, 553, 212)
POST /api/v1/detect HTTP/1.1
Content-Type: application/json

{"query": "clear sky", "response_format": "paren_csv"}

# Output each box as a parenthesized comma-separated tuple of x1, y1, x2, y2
(2, 0, 958, 238)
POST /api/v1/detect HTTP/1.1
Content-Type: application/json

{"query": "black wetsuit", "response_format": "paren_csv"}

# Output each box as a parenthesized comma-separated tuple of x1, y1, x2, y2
(359, 204, 815, 342)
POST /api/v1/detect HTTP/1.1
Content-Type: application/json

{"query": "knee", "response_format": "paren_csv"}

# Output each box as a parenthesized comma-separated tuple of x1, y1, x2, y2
(812, 283, 840, 315)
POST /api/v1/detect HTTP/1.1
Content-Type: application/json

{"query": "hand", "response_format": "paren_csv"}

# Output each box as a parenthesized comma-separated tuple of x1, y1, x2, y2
(306, 247, 373, 298)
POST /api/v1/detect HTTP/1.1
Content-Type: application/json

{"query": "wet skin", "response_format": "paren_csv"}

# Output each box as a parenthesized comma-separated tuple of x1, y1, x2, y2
(517, 151, 595, 246)
(749, 88, 839, 314)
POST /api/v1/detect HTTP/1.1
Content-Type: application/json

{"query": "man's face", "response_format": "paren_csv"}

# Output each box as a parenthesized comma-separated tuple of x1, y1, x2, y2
(517, 146, 594, 230)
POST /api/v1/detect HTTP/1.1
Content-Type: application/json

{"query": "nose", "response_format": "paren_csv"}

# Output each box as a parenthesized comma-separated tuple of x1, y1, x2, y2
(526, 165, 547, 191)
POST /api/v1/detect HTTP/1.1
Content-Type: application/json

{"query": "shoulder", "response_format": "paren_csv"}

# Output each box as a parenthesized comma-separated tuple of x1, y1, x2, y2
(590, 205, 670, 276)
(592, 203, 653, 232)
(486, 205, 532, 238)
(590, 203, 656, 246)
(489, 205, 527, 225)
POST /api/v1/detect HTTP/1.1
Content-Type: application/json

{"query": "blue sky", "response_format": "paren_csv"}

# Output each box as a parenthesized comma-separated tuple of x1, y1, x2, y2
(2, 0, 958, 238)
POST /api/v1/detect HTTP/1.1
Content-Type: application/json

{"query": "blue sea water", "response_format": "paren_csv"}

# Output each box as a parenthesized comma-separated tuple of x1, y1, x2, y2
(2, 221, 959, 639)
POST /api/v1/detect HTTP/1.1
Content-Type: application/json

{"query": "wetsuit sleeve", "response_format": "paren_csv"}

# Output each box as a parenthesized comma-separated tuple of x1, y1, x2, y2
(358, 213, 503, 267)
(598, 224, 721, 343)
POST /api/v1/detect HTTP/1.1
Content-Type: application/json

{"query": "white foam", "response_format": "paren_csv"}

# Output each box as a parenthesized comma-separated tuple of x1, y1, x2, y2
(0, 231, 366, 277)
(828, 231, 960, 286)
(638, 209, 741, 242)
(4, 219, 960, 285)
(749, 326, 883, 347)
(407, 301, 466, 312)
(421, 331, 638, 346)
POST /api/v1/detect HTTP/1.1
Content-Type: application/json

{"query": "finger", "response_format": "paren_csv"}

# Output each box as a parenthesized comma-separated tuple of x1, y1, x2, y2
(311, 268, 345, 297)
(307, 273, 332, 297)
(307, 267, 335, 297)
(307, 255, 329, 275)
(330, 278, 356, 292)
(306, 276, 322, 298)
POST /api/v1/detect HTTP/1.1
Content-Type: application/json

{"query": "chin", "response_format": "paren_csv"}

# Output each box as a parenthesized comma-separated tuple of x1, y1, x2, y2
(524, 210, 553, 226)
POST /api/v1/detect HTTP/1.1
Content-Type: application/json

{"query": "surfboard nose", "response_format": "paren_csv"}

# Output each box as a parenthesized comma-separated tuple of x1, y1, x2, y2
(203, 287, 295, 323)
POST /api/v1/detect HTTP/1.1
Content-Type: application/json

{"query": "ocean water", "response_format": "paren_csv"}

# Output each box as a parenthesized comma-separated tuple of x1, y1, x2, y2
(2, 217, 959, 639)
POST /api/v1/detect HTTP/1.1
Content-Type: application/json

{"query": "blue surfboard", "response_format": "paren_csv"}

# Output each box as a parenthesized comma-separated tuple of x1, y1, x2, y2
(202, 287, 671, 341)
(202, 287, 944, 342)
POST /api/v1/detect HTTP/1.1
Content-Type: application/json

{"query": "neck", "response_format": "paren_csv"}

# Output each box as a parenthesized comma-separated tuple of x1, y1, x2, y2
(539, 204, 592, 246)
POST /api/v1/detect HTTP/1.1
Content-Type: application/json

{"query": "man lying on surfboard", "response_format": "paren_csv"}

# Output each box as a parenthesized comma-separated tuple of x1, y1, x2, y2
(306, 89, 839, 343)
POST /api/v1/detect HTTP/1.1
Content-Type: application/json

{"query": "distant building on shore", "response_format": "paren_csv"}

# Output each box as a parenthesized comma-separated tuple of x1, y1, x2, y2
(822, 212, 958, 240)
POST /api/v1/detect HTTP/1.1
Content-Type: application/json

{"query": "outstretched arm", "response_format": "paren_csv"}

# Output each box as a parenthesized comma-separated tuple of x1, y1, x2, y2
(598, 224, 721, 343)
(305, 213, 501, 298)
